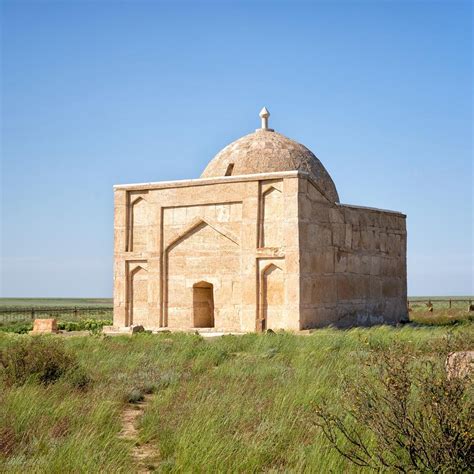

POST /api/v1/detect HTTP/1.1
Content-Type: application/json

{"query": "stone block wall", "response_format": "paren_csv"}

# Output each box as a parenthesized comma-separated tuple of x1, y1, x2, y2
(113, 171, 407, 332)
(298, 176, 407, 328)
(113, 172, 301, 332)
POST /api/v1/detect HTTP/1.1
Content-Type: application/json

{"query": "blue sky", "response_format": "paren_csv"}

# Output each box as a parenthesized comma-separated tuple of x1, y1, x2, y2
(1, 0, 472, 297)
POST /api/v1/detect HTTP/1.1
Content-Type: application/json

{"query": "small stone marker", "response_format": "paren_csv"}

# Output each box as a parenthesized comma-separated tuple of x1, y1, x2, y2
(445, 351, 474, 379)
(31, 318, 59, 334)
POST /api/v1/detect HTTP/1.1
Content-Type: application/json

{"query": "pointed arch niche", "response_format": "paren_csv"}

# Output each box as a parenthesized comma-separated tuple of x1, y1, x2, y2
(127, 192, 148, 252)
(126, 261, 148, 327)
(258, 261, 285, 331)
(163, 218, 240, 329)
(260, 184, 283, 248)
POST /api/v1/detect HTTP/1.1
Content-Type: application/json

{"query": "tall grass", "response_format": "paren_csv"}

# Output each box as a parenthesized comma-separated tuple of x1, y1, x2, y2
(1, 323, 472, 473)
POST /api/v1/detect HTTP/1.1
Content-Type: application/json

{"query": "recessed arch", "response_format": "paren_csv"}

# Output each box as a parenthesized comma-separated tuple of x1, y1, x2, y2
(262, 262, 282, 274)
(165, 217, 239, 252)
(261, 186, 283, 248)
(130, 263, 147, 276)
(131, 196, 145, 206)
(263, 186, 282, 197)
(128, 197, 148, 252)
(163, 217, 240, 328)
(260, 263, 284, 331)
(127, 264, 148, 327)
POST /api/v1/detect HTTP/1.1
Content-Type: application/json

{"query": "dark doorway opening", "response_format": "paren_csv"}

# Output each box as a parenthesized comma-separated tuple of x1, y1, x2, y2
(193, 282, 215, 328)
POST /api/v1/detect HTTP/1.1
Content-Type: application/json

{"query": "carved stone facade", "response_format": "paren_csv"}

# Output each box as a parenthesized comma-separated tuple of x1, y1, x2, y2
(113, 111, 407, 332)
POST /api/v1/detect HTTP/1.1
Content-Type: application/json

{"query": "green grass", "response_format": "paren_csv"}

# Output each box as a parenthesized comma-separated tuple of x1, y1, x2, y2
(409, 295, 473, 301)
(0, 321, 33, 334)
(0, 299, 113, 326)
(1, 296, 470, 310)
(408, 296, 473, 326)
(409, 296, 472, 311)
(410, 309, 473, 326)
(1, 322, 473, 473)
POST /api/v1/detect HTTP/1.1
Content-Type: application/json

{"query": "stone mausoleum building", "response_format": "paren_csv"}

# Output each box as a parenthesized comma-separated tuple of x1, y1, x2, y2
(112, 108, 407, 332)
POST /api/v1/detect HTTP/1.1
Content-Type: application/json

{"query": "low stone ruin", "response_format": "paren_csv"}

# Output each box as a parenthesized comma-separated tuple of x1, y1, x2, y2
(30, 318, 59, 334)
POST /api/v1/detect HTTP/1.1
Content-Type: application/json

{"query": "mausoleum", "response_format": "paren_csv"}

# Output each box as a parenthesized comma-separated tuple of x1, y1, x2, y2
(112, 108, 407, 332)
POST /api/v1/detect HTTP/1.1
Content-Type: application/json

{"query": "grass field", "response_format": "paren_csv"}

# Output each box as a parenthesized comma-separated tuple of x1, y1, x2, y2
(408, 296, 473, 326)
(1, 297, 471, 332)
(0, 298, 112, 309)
(1, 320, 472, 473)
(1, 296, 470, 310)
(0, 299, 113, 329)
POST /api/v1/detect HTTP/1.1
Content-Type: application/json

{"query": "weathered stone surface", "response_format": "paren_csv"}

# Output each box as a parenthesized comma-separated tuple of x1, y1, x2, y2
(446, 351, 474, 379)
(31, 319, 58, 334)
(301, 250, 335, 274)
(298, 177, 407, 328)
(201, 129, 339, 203)
(113, 110, 407, 332)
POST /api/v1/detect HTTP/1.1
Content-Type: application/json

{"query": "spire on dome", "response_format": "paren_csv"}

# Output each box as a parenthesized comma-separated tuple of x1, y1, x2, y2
(258, 107, 273, 132)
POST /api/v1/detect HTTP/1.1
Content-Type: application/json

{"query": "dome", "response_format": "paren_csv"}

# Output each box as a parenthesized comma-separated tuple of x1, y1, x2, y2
(200, 108, 339, 203)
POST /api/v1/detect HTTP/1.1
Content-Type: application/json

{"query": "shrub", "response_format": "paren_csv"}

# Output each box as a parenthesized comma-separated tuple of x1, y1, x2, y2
(158, 370, 179, 389)
(314, 344, 473, 472)
(140, 383, 156, 395)
(0, 337, 86, 387)
(66, 365, 92, 390)
(57, 319, 112, 332)
(126, 388, 145, 404)
(0, 322, 33, 334)
(57, 321, 80, 332)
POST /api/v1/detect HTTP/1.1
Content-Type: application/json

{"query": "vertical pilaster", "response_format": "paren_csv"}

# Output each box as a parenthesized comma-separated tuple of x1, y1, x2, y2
(282, 176, 301, 330)
(240, 181, 259, 331)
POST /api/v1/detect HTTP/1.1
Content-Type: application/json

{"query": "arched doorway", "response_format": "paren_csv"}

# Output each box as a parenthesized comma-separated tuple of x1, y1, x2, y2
(193, 282, 214, 328)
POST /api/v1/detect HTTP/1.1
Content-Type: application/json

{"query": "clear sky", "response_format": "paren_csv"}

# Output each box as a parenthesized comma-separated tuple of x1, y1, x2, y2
(1, 0, 472, 297)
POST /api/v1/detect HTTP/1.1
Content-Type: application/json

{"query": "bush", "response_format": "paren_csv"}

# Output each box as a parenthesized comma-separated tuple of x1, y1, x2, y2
(57, 319, 112, 332)
(57, 321, 80, 332)
(158, 370, 179, 389)
(0, 319, 111, 334)
(314, 343, 473, 472)
(126, 388, 145, 404)
(140, 383, 156, 395)
(0, 337, 87, 387)
(66, 365, 92, 390)
(0, 322, 33, 334)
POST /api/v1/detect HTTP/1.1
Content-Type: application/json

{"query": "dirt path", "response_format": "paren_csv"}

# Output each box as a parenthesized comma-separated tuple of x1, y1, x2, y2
(119, 395, 159, 472)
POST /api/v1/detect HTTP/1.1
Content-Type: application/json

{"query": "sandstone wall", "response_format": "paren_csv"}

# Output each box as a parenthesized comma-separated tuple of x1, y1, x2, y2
(299, 177, 407, 328)
(113, 173, 301, 332)
(114, 171, 406, 331)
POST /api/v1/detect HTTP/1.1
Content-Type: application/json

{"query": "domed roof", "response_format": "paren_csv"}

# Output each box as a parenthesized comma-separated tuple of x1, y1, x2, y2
(200, 108, 339, 203)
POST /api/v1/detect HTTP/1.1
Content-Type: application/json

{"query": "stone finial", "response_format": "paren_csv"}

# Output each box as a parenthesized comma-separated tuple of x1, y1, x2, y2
(258, 107, 273, 132)
(259, 107, 270, 130)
